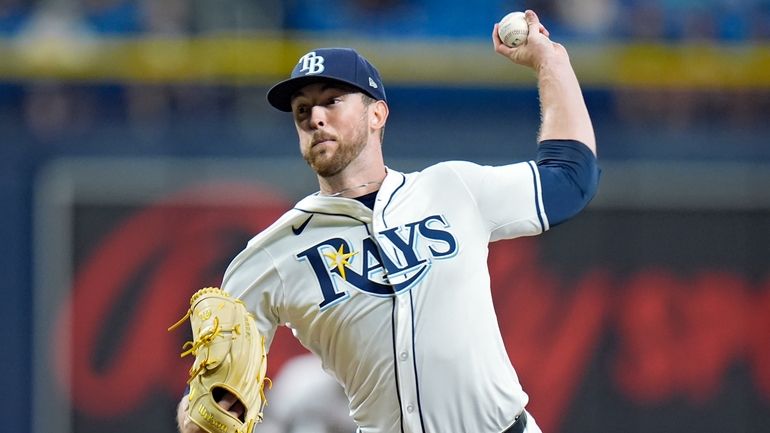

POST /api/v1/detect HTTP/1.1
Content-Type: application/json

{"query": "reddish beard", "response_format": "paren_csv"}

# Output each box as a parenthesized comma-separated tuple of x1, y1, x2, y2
(303, 117, 369, 178)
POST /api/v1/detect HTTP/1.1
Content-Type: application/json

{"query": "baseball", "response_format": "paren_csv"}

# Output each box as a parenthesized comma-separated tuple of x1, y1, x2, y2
(498, 11, 529, 47)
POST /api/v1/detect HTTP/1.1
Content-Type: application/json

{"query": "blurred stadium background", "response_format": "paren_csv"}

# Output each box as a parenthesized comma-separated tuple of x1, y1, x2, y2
(2, 0, 770, 432)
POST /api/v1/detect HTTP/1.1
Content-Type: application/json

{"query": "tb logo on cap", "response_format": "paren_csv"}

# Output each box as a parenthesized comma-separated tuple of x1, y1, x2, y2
(298, 52, 325, 75)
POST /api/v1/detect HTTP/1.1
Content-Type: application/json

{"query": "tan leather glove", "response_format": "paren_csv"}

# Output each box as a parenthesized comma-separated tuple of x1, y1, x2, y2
(170, 287, 270, 433)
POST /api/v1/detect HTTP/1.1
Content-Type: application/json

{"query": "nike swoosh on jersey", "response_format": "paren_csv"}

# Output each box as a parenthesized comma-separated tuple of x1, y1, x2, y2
(291, 215, 314, 235)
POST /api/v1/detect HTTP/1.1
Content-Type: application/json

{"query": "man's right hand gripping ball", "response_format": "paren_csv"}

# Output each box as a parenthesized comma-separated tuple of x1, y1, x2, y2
(169, 287, 270, 433)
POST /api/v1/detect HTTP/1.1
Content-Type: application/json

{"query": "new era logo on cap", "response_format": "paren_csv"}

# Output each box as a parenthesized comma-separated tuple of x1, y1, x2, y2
(267, 48, 387, 112)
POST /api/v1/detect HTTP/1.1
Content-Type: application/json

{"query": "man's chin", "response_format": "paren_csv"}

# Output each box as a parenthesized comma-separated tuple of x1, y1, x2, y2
(309, 158, 346, 178)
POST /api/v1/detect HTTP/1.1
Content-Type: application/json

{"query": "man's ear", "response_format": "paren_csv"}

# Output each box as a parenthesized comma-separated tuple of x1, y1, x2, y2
(370, 100, 389, 129)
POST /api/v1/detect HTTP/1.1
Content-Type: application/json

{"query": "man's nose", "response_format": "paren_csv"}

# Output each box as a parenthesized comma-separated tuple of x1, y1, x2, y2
(309, 106, 326, 129)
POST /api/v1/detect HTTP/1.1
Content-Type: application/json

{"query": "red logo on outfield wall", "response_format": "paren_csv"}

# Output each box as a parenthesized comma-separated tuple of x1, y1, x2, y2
(52, 183, 770, 432)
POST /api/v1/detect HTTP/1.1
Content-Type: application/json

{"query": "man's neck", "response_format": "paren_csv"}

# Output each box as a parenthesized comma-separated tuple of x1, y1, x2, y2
(319, 177, 385, 198)
(318, 164, 386, 198)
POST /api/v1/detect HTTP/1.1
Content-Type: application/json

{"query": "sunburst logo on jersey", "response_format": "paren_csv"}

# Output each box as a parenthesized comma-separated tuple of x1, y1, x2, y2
(324, 244, 358, 281)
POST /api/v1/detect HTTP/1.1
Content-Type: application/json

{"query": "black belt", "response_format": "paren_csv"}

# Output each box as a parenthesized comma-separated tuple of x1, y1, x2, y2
(501, 411, 528, 433)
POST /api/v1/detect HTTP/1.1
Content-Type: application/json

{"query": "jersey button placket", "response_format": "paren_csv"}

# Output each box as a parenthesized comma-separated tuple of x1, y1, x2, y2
(392, 291, 422, 432)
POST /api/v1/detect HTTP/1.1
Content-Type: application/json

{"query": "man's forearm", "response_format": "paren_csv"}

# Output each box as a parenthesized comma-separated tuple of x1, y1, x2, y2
(536, 51, 596, 155)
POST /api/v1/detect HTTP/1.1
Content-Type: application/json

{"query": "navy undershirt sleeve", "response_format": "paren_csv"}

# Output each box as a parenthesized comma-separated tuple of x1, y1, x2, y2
(536, 139, 600, 227)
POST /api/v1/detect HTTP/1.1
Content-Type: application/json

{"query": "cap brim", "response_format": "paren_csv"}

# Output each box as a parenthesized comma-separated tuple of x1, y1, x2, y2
(266, 75, 376, 112)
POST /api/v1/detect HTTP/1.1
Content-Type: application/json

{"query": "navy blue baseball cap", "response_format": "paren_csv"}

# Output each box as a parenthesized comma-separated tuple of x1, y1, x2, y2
(267, 48, 387, 112)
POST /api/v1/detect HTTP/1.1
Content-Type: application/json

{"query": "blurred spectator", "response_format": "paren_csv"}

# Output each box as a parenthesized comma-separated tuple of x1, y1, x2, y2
(5, 0, 769, 148)
(80, 0, 141, 35)
(8, 3, 95, 142)
(23, 82, 96, 141)
(259, 354, 355, 433)
(282, 0, 423, 36)
(124, 0, 193, 138)
(553, 0, 620, 38)
(748, 1, 770, 39)
(680, 7, 718, 41)
(273, 0, 770, 42)
(3, 0, 770, 41)
(123, 84, 171, 138)
(79, 0, 192, 36)
(611, 0, 770, 129)
(189, 0, 284, 33)
(0, 0, 33, 35)
(14, 2, 97, 59)
(613, 85, 770, 129)
(517, 0, 561, 35)
(615, 0, 668, 40)
(140, 0, 190, 35)
(616, 0, 768, 42)
(283, 0, 539, 38)
(714, 0, 750, 41)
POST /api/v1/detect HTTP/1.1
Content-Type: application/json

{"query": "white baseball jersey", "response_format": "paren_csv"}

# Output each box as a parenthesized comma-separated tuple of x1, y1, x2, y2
(221, 160, 549, 433)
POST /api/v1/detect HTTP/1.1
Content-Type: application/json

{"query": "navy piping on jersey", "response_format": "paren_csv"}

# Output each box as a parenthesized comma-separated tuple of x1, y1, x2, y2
(526, 161, 546, 232)
(381, 172, 407, 227)
(391, 298, 407, 433)
(378, 172, 424, 430)
(410, 289, 427, 432)
(292, 208, 371, 226)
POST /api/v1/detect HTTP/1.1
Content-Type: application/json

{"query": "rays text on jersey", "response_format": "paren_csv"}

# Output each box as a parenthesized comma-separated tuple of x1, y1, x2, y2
(295, 214, 458, 309)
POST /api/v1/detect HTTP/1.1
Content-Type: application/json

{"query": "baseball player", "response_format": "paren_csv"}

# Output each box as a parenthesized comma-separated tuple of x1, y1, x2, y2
(177, 10, 599, 433)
